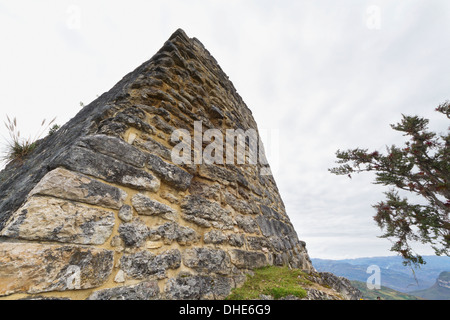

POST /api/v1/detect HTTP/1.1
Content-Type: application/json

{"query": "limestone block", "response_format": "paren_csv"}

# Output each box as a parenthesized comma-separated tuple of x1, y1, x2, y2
(235, 214, 260, 234)
(198, 164, 236, 186)
(255, 212, 297, 239)
(28, 167, 127, 210)
(224, 191, 259, 215)
(132, 134, 172, 161)
(180, 195, 233, 230)
(118, 205, 133, 222)
(0, 196, 115, 245)
(229, 249, 268, 269)
(141, 88, 177, 106)
(88, 280, 160, 300)
(134, 104, 171, 122)
(118, 219, 150, 247)
(146, 241, 163, 249)
(98, 108, 155, 136)
(114, 270, 126, 283)
(131, 193, 177, 221)
(152, 115, 176, 134)
(188, 180, 221, 201)
(120, 249, 181, 280)
(260, 204, 287, 221)
(20, 296, 71, 300)
(164, 274, 232, 300)
(228, 234, 245, 247)
(77, 134, 148, 168)
(160, 191, 179, 204)
(0, 242, 114, 296)
(146, 154, 193, 191)
(246, 236, 272, 251)
(203, 229, 228, 245)
(148, 222, 199, 245)
(182, 248, 231, 275)
(53, 146, 160, 192)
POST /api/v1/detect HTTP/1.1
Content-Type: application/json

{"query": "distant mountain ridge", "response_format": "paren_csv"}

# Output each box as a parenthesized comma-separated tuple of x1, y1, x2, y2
(409, 272, 450, 300)
(350, 280, 421, 300)
(312, 255, 450, 294)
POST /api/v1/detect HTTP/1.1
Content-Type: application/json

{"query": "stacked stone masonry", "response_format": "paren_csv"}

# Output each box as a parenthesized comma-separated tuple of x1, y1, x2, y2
(0, 29, 353, 300)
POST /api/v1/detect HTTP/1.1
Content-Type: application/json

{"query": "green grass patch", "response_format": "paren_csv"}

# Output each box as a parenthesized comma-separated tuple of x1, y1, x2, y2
(226, 266, 311, 300)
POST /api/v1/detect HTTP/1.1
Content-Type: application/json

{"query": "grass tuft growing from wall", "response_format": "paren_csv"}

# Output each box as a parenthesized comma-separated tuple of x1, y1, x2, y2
(1, 115, 56, 165)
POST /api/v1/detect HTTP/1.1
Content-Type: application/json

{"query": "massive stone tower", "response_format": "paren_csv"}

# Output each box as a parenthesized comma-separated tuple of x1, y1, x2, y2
(0, 29, 342, 300)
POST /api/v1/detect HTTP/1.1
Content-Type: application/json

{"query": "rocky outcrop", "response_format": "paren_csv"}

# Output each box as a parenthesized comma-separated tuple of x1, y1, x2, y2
(0, 29, 358, 300)
(410, 271, 450, 300)
(308, 272, 362, 300)
(437, 272, 450, 290)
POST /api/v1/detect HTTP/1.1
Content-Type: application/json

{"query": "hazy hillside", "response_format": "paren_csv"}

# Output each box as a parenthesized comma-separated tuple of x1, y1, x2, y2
(410, 272, 450, 300)
(350, 281, 421, 300)
(312, 255, 450, 293)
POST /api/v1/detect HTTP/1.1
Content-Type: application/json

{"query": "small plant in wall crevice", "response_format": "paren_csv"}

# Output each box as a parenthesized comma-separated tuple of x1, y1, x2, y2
(1, 115, 56, 166)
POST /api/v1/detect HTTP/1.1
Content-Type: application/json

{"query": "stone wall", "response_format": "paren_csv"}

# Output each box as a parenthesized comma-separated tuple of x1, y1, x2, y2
(0, 29, 315, 300)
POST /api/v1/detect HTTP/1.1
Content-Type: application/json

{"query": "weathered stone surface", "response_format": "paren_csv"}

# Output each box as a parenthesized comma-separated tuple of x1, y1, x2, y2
(303, 289, 339, 300)
(203, 230, 228, 245)
(228, 234, 245, 247)
(146, 154, 193, 191)
(19, 296, 72, 300)
(1, 197, 115, 245)
(88, 281, 160, 300)
(152, 115, 176, 134)
(209, 105, 225, 119)
(180, 195, 233, 230)
(141, 87, 178, 106)
(246, 236, 272, 251)
(188, 180, 221, 201)
(224, 191, 258, 215)
(98, 107, 155, 137)
(160, 190, 179, 204)
(114, 270, 126, 283)
(131, 193, 177, 221)
(183, 248, 231, 275)
(135, 104, 171, 122)
(132, 135, 172, 161)
(77, 134, 148, 168)
(260, 204, 285, 220)
(255, 214, 296, 239)
(53, 146, 160, 192)
(198, 164, 237, 186)
(118, 205, 133, 222)
(120, 249, 181, 280)
(308, 272, 363, 300)
(148, 222, 199, 245)
(164, 274, 232, 300)
(235, 215, 260, 234)
(0, 242, 114, 296)
(229, 249, 268, 269)
(28, 167, 127, 210)
(118, 219, 150, 247)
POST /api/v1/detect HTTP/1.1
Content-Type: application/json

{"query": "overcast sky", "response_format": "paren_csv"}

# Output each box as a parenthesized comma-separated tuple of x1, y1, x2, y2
(1, 0, 449, 259)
